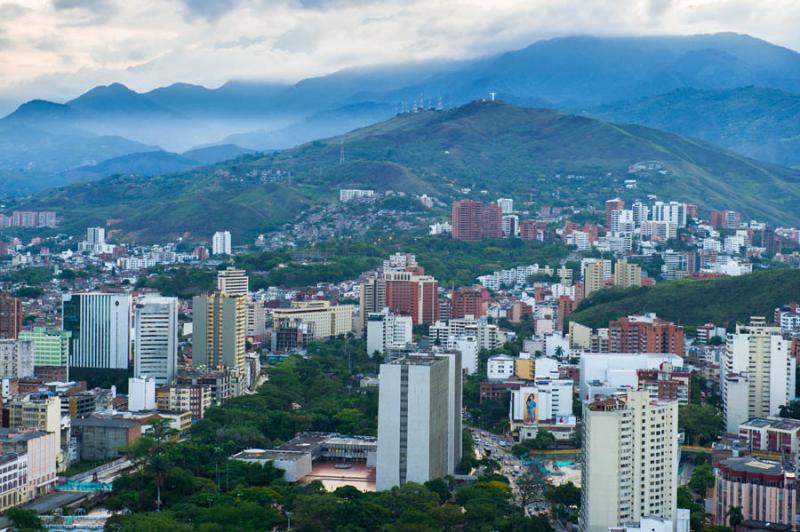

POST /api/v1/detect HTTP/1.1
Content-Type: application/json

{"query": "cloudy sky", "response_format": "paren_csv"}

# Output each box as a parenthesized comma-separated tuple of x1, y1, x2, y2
(0, 0, 799, 109)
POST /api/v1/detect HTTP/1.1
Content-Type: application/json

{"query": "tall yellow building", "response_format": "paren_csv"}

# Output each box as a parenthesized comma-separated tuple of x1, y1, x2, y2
(613, 260, 642, 289)
(582, 260, 606, 298)
(192, 293, 246, 373)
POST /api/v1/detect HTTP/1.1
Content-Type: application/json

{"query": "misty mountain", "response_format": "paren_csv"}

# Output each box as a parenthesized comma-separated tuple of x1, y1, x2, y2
(16, 101, 800, 242)
(4, 32, 800, 194)
(589, 86, 800, 168)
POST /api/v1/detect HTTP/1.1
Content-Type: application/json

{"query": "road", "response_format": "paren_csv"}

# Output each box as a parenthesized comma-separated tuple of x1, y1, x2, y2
(470, 428, 524, 500)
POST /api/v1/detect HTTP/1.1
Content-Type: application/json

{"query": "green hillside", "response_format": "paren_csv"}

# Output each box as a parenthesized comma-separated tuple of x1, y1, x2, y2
(15, 101, 800, 241)
(568, 268, 800, 330)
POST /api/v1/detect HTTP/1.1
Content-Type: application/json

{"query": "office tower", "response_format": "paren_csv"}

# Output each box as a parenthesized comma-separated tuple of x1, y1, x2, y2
(62, 293, 132, 370)
(713, 458, 796, 528)
(0, 339, 34, 378)
(217, 267, 249, 296)
(134, 296, 178, 385)
(497, 198, 514, 214)
(192, 292, 246, 373)
(581, 390, 679, 531)
(366, 309, 413, 356)
(212, 231, 232, 255)
(450, 286, 487, 319)
(605, 198, 625, 229)
(451, 199, 502, 241)
(582, 259, 607, 298)
(19, 327, 71, 373)
(377, 354, 461, 490)
(613, 260, 642, 289)
(271, 301, 353, 340)
(608, 314, 684, 356)
(722, 317, 796, 433)
(0, 292, 22, 339)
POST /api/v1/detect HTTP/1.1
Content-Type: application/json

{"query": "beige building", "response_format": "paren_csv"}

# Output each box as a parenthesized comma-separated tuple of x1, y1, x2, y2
(613, 260, 642, 289)
(272, 301, 353, 340)
(217, 267, 249, 296)
(192, 292, 246, 373)
(582, 260, 606, 298)
(581, 390, 679, 531)
(8, 393, 61, 434)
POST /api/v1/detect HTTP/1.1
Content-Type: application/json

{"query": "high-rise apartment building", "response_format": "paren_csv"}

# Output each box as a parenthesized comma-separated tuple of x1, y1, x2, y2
(613, 260, 642, 289)
(18, 327, 71, 371)
(608, 314, 684, 356)
(383, 270, 439, 325)
(605, 198, 625, 230)
(581, 390, 679, 531)
(0, 292, 22, 339)
(192, 292, 246, 373)
(451, 199, 502, 241)
(582, 259, 607, 298)
(62, 293, 132, 370)
(497, 198, 514, 214)
(212, 231, 232, 255)
(377, 353, 461, 490)
(450, 286, 487, 319)
(217, 267, 249, 296)
(134, 296, 178, 385)
(652, 201, 687, 228)
(722, 317, 796, 432)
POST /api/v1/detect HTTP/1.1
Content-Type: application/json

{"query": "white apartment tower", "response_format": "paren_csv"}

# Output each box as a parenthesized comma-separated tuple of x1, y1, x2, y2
(722, 317, 796, 433)
(366, 309, 413, 356)
(134, 296, 178, 385)
(377, 354, 461, 490)
(581, 390, 679, 532)
(497, 198, 514, 214)
(212, 231, 232, 255)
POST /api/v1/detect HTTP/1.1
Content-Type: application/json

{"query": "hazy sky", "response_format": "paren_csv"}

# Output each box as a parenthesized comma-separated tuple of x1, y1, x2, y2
(1, 0, 799, 106)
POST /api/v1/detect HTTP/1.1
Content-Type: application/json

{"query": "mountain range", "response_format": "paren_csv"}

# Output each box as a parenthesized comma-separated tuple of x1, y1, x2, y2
(5, 32, 800, 194)
(13, 101, 800, 242)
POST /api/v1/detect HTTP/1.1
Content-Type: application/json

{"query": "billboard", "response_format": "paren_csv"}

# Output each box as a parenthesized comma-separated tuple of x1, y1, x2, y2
(523, 391, 539, 424)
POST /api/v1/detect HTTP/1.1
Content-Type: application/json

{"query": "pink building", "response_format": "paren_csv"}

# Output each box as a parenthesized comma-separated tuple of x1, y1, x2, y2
(0, 429, 58, 500)
(714, 458, 797, 529)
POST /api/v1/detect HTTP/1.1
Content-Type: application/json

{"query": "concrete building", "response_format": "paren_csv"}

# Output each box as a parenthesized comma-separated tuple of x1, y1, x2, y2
(0, 339, 34, 379)
(217, 267, 249, 296)
(723, 318, 796, 433)
(450, 286, 487, 319)
(497, 198, 514, 214)
(128, 377, 156, 412)
(18, 327, 70, 373)
(366, 309, 413, 356)
(713, 458, 796, 529)
(429, 316, 506, 352)
(0, 429, 58, 500)
(0, 453, 27, 512)
(8, 393, 61, 434)
(377, 354, 460, 490)
(212, 231, 232, 255)
(509, 380, 573, 424)
(192, 292, 246, 373)
(157, 384, 213, 420)
(608, 314, 685, 357)
(72, 416, 142, 461)
(487, 354, 516, 380)
(581, 390, 679, 532)
(271, 300, 353, 340)
(578, 352, 684, 401)
(582, 259, 609, 298)
(613, 260, 642, 289)
(62, 293, 132, 370)
(739, 417, 800, 459)
(134, 296, 178, 385)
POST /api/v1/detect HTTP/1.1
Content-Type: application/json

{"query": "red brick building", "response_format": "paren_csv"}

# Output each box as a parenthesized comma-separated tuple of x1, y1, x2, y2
(604, 198, 625, 230)
(0, 293, 22, 339)
(608, 315, 685, 356)
(450, 286, 488, 319)
(451, 200, 503, 241)
(384, 270, 440, 325)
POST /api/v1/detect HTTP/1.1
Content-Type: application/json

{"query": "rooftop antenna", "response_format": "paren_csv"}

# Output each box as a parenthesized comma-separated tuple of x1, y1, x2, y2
(490, 91, 496, 102)
(339, 141, 345, 164)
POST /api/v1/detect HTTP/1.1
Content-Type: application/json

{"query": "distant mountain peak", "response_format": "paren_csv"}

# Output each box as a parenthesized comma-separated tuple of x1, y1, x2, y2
(2, 99, 74, 123)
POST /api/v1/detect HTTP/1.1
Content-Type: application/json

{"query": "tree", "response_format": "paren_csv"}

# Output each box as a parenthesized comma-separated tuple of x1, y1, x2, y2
(679, 404, 724, 445)
(517, 469, 548, 507)
(727, 506, 744, 528)
(688, 463, 714, 496)
(779, 400, 800, 419)
(545, 481, 580, 507)
(6, 508, 43, 531)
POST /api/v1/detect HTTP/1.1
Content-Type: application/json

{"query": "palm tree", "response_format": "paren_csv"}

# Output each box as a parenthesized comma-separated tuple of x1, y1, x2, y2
(727, 505, 743, 528)
(148, 454, 170, 512)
